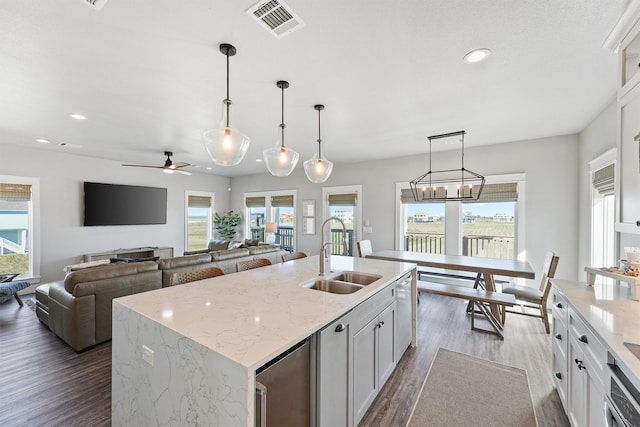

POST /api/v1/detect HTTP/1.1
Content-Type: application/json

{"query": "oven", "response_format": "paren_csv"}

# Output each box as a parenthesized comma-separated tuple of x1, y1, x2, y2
(606, 360, 640, 427)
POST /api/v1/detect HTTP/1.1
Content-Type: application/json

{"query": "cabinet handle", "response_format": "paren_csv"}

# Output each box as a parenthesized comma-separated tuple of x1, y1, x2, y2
(335, 324, 345, 333)
(578, 335, 588, 344)
(636, 220, 640, 227)
(556, 303, 564, 309)
(555, 372, 562, 380)
(379, 321, 385, 327)
(555, 334, 562, 340)
(575, 358, 585, 370)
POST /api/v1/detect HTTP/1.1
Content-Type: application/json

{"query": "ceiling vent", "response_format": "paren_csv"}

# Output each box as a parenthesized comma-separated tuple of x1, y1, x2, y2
(246, 0, 305, 39)
(78, 0, 109, 11)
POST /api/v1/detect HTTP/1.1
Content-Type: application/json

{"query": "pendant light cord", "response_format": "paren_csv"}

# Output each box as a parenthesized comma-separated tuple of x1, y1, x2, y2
(280, 84, 285, 148)
(224, 50, 230, 128)
(317, 108, 322, 159)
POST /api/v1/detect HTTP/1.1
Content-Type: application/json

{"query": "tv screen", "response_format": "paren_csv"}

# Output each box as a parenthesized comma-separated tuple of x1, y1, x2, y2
(83, 182, 167, 226)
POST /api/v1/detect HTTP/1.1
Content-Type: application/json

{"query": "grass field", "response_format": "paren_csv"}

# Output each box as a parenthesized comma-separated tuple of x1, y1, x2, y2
(0, 253, 28, 275)
(407, 219, 514, 237)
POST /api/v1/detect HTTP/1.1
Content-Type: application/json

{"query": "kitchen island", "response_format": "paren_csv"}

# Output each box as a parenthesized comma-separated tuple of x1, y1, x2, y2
(111, 255, 416, 426)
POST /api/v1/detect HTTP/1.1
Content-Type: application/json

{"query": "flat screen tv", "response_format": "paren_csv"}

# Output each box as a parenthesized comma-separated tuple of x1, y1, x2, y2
(84, 182, 167, 226)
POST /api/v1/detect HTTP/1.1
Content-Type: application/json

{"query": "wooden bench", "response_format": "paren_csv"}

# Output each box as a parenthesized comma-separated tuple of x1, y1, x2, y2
(419, 282, 517, 340)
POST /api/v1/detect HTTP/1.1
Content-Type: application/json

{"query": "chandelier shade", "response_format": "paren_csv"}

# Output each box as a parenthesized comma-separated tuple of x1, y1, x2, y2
(304, 104, 333, 183)
(409, 131, 485, 202)
(202, 43, 250, 167)
(263, 80, 299, 176)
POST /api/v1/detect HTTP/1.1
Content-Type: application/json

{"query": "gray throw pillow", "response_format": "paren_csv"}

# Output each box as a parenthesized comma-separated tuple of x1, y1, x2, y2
(208, 240, 231, 251)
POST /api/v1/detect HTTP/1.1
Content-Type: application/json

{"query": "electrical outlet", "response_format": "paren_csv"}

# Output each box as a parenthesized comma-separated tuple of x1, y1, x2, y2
(142, 345, 154, 366)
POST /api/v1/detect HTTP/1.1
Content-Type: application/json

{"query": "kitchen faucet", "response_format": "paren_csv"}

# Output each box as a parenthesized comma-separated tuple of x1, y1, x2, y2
(320, 216, 348, 276)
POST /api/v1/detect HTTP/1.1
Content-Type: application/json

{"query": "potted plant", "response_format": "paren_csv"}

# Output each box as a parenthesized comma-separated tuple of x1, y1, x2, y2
(213, 210, 241, 239)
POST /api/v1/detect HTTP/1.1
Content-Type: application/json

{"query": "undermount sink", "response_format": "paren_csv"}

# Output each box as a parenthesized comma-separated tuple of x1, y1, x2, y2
(300, 271, 382, 294)
(301, 279, 364, 294)
(331, 271, 382, 286)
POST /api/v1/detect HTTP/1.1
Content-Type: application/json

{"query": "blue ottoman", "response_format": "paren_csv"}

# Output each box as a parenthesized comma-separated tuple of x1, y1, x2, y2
(0, 280, 31, 306)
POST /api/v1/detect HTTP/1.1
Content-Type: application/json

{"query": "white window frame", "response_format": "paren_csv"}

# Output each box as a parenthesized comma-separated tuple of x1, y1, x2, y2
(243, 189, 297, 247)
(0, 175, 40, 281)
(184, 190, 215, 250)
(589, 148, 617, 268)
(395, 173, 526, 260)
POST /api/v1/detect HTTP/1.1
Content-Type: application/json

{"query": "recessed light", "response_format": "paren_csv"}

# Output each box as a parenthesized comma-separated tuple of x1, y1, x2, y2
(463, 48, 491, 64)
(69, 113, 88, 120)
(36, 138, 50, 144)
(206, 167, 212, 170)
(256, 158, 263, 162)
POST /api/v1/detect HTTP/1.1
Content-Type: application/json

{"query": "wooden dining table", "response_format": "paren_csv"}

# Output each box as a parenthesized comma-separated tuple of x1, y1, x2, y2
(367, 250, 535, 323)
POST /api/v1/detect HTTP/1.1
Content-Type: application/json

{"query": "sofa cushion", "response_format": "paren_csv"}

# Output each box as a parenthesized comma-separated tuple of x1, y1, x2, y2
(210, 248, 250, 261)
(248, 244, 281, 255)
(64, 261, 159, 294)
(208, 239, 231, 251)
(183, 248, 211, 256)
(158, 253, 212, 270)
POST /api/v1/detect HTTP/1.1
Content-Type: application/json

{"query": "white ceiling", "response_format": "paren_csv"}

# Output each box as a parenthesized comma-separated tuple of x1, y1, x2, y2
(0, 0, 627, 177)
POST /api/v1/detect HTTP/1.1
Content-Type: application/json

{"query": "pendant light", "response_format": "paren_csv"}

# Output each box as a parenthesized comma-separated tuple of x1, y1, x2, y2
(202, 43, 250, 166)
(304, 104, 333, 183)
(263, 80, 299, 176)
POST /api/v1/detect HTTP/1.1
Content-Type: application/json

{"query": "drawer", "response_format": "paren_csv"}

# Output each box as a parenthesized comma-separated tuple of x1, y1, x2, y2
(352, 283, 396, 332)
(552, 319, 567, 363)
(568, 307, 607, 384)
(551, 288, 568, 330)
(552, 345, 568, 409)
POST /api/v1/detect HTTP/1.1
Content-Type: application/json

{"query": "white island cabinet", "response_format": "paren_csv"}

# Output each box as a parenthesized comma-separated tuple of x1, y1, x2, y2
(112, 255, 416, 427)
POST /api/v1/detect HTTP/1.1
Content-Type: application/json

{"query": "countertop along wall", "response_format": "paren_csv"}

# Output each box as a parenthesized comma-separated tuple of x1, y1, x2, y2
(0, 143, 231, 284)
(231, 134, 580, 281)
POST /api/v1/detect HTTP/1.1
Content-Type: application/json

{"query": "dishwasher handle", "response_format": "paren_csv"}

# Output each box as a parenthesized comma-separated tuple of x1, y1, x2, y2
(256, 381, 267, 427)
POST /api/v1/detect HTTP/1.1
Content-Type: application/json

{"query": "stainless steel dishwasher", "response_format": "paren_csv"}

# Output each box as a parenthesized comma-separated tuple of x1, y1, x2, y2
(396, 272, 413, 356)
(255, 339, 310, 427)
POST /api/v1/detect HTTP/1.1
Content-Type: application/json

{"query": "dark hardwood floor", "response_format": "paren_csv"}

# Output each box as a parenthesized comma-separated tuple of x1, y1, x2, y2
(0, 292, 568, 426)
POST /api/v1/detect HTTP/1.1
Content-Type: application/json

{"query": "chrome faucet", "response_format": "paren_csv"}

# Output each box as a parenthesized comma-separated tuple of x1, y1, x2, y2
(320, 216, 348, 276)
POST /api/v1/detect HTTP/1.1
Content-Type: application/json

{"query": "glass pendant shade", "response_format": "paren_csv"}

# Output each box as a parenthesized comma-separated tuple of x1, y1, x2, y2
(304, 104, 333, 183)
(202, 43, 250, 167)
(304, 153, 333, 183)
(263, 80, 299, 176)
(203, 100, 250, 166)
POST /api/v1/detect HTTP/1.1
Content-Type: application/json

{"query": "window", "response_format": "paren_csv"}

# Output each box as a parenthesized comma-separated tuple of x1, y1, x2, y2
(185, 192, 214, 251)
(323, 186, 362, 256)
(396, 175, 525, 260)
(0, 177, 40, 280)
(245, 191, 296, 250)
(590, 151, 616, 269)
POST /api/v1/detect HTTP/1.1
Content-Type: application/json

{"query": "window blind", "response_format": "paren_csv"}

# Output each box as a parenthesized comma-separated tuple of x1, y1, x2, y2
(328, 193, 357, 206)
(592, 163, 615, 195)
(188, 195, 211, 208)
(0, 183, 32, 201)
(271, 195, 294, 207)
(463, 183, 517, 203)
(245, 196, 266, 207)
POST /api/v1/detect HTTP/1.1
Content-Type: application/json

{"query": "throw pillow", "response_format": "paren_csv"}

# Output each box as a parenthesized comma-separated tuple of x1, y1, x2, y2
(244, 239, 259, 246)
(110, 256, 160, 264)
(208, 239, 231, 251)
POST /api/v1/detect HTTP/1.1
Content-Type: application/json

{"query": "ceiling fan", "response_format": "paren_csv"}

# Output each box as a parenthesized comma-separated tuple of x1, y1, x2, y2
(123, 151, 192, 175)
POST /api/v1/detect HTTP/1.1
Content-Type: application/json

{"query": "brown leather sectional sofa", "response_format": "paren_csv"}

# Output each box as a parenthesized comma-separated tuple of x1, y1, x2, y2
(37, 244, 286, 351)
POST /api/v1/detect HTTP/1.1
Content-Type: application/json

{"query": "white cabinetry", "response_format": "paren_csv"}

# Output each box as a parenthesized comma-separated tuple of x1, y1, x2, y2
(566, 307, 606, 427)
(317, 310, 353, 427)
(551, 288, 569, 409)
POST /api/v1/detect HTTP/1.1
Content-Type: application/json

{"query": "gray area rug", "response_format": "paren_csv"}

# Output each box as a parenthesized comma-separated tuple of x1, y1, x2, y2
(407, 348, 538, 427)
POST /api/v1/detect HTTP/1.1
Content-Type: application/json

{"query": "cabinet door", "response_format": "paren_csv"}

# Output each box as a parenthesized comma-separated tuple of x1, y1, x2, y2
(584, 357, 605, 427)
(618, 83, 640, 231)
(567, 336, 585, 427)
(317, 312, 352, 427)
(352, 316, 378, 426)
(378, 302, 397, 388)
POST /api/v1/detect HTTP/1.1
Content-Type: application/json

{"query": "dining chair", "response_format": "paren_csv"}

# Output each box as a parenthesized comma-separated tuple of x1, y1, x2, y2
(170, 267, 225, 286)
(501, 251, 559, 333)
(356, 240, 373, 258)
(236, 258, 272, 272)
(282, 252, 307, 262)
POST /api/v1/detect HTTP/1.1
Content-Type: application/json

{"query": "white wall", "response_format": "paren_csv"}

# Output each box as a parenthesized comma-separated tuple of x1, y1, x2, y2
(231, 134, 580, 280)
(577, 100, 617, 279)
(1, 143, 230, 283)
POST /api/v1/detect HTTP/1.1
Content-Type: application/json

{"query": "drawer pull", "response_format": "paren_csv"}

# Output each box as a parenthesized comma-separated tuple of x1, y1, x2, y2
(556, 303, 564, 309)
(578, 335, 588, 344)
(335, 324, 345, 333)
(575, 358, 585, 371)
(555, 334, 562, 340)
(555, 372, 562, 380)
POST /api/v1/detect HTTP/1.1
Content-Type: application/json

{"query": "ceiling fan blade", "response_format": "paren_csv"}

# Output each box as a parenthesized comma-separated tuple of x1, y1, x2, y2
(174, 169, 192, 176)
(122, 164, 163, 169)
(173, 162, 190, 168)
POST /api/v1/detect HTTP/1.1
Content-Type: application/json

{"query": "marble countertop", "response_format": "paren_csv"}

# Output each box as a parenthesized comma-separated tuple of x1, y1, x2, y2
(114, 255, 415, 371)
(551, 278, 640, 388)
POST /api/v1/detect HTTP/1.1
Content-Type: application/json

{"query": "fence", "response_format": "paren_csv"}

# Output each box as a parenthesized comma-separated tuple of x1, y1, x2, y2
(404, 234, 514, 259)
(251, 226, 354, 256)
